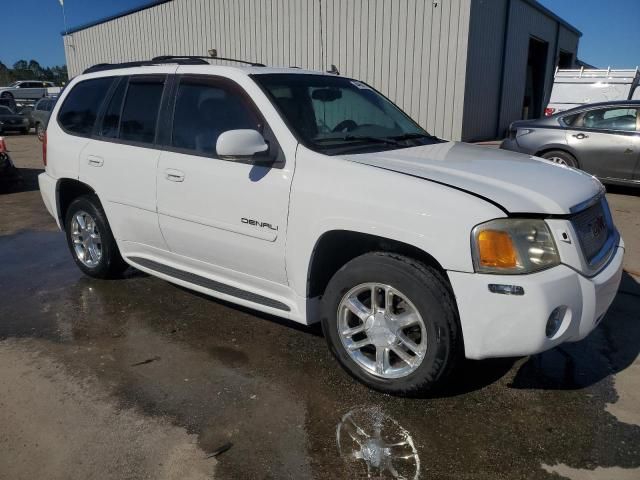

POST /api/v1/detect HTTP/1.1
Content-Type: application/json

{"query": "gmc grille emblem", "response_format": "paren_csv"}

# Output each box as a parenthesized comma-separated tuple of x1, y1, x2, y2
(591, 216, 606, 238)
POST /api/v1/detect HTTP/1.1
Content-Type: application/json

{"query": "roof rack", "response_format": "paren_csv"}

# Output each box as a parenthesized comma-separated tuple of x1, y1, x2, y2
(83, 51, 266, 74)
(153, 54, 266, 67)
(83, 57, 208, 74)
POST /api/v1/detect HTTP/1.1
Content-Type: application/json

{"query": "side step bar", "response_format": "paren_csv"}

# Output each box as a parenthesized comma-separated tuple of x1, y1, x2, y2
(128, 256, 290, 312)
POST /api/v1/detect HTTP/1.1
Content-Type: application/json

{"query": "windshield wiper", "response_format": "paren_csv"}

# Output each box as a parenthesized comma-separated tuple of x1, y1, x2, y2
(342, 135, 401, 146)
(389, 132, 439, 142)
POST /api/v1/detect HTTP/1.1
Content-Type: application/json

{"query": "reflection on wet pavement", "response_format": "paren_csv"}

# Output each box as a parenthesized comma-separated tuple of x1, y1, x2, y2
(1, 225, 640, 479)
(337, 407, 420, 479)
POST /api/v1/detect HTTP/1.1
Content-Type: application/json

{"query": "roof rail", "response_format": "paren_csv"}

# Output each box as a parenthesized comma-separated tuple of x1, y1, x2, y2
(83, 57, 209, 74)
(152, 54, 266, 67)
(82, 51, 266, 74)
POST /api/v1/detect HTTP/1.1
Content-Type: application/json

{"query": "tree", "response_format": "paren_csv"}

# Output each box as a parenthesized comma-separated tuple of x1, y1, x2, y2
(13, 60, 28, 70)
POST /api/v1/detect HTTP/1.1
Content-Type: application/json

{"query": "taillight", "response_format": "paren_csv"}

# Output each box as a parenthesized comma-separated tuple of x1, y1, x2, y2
(544, 108, 555, 117)
(0, 137, 6, 154)
(42, 131, 47, 166)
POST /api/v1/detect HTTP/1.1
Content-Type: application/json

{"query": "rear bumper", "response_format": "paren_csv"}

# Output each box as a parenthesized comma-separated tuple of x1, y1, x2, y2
(38, 172, 60, 229)
(499, 137, 527, 153)
(449, 243, 624, 360)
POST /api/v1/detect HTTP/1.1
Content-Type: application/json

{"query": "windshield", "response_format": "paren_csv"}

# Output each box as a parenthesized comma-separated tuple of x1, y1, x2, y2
(252, 73, 439, 154)
(7, 82, 19, 88)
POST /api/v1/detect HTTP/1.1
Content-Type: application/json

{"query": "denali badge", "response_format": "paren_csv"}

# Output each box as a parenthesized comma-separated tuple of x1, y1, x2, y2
(241, 218, 278, 231)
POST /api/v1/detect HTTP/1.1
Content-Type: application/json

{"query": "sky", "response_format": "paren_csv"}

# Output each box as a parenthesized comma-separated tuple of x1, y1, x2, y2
(0, 0, 639, 69)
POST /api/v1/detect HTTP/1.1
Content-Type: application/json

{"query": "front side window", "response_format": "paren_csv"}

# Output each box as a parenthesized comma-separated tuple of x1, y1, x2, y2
(171, 77, 261, 155)
(252, 73, 438, 154)
(119, 77, 165, 143)
(578, 107, 638, 132)
(57, 77, 113, 135)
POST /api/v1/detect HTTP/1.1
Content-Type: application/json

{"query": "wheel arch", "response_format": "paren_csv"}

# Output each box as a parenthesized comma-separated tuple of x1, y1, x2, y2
(306, 230, 450, 300)
(56, 178, 96, 230)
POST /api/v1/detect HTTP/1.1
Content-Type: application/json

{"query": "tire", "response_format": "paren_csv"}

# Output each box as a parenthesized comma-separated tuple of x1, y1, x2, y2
(541, 150, 578, 168)
(321, 252, 462, 395)
(36, 123, 45, 141)
(64, 194, 128, 279)
(21, 127, 29, 135)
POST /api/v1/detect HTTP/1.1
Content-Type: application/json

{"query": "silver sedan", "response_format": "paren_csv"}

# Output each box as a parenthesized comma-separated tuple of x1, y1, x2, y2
(501, 100, 640, 187)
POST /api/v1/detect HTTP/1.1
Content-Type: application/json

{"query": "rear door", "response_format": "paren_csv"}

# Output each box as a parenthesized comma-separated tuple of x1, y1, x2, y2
(79, 73, 170, 252)
(564, 106, 639, 181)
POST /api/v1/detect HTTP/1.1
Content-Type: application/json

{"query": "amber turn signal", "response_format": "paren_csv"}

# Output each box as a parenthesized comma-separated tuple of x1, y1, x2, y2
(477, 230, 519, 268)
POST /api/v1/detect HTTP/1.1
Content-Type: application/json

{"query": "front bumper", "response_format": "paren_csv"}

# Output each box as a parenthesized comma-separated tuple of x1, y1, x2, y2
(448, 243, 624, 360)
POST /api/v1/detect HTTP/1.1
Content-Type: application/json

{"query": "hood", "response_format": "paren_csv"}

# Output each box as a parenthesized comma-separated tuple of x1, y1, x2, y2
(342, 141, 602, 215)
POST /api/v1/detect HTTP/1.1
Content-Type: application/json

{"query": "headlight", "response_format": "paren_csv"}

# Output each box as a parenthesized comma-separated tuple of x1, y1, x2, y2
(471, 219, 560, 274)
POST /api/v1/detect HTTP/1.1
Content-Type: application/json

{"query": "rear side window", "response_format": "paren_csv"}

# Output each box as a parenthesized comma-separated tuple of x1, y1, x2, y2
(119, 77, 165, 144)
(58, 78, 113, 136)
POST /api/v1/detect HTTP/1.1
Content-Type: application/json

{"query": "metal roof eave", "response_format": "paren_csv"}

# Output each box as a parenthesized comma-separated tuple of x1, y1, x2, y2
(61, 0, 172, 36)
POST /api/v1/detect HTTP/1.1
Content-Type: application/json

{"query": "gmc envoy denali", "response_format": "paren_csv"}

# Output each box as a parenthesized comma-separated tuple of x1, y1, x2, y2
(38, 57, 624, 394)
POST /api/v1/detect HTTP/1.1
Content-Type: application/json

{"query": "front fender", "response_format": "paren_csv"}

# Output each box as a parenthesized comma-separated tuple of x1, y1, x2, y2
(286, 147, 506, 297)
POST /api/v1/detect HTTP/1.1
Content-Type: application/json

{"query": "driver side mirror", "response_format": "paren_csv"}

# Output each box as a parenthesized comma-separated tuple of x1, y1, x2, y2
(216, 129, 270, 162)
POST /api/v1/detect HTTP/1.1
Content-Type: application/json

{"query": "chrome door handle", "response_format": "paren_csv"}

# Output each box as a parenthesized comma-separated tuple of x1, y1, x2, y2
(165, 169, 185, 182)
(87, 155, 104, 167)
(572, 133, 589, 139)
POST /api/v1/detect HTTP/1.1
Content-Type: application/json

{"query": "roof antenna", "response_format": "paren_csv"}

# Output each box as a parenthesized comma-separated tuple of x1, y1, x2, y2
(208, 48, 218, 58)
(327, 64, 340, 75)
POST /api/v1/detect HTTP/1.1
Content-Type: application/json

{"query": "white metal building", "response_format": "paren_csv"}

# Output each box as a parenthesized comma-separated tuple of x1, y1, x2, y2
(62, 0, 581, 141)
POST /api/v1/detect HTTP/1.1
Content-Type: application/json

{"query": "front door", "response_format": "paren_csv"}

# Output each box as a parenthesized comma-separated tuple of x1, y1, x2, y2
(156, 74, 293, 285)
(565, 106, 639, 181)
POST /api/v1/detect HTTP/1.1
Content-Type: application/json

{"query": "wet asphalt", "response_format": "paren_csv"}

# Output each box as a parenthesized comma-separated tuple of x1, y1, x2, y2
(1, 135, 639, 479)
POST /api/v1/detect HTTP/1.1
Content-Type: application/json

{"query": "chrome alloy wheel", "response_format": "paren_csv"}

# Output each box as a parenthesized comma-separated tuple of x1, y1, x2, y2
(337, 283, 428, 379)
(70, 210, 102, 268)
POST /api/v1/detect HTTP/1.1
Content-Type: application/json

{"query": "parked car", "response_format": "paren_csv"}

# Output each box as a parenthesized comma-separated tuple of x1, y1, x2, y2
(0, 137, 22, 192)
(38, 59, 624, 394)
(0, 105, 30, 134)
(31, 97, 57, 140)
(0, 97, 17, 112)
(545, 67, 640, 116)
(0, 80, 61, 101)
(501, 100, 640, 186)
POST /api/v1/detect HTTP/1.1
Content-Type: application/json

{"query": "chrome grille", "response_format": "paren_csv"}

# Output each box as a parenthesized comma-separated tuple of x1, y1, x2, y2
(571, 198, 612, 263)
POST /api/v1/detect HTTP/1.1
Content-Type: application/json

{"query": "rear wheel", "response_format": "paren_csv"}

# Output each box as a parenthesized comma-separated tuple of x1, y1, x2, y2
(321, 252, 461, 395)
(541, 150, 578, 168)
(64, 194, 128, 279)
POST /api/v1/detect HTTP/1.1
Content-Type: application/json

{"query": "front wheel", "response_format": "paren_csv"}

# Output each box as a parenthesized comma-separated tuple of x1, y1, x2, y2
(64, 194, 128, 279)
(321, 252, 462, 395)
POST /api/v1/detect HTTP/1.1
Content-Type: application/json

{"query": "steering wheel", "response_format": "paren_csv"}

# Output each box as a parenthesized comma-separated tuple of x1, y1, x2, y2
(332, 120, 358, 133)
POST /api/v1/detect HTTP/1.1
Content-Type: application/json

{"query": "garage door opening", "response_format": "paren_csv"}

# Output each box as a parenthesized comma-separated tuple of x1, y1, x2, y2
(522, 37, 549, 120)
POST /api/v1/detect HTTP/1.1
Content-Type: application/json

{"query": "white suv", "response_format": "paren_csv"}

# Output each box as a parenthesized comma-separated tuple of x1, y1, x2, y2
(38, 58, 624, 394)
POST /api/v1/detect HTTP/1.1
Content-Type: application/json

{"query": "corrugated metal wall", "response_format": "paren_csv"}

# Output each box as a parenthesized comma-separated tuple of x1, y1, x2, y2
(63, 0, 472, 141)
(462, 0, 580, 141)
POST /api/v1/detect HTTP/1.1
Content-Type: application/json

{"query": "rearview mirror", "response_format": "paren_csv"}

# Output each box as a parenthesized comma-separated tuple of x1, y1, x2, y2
(216, 129, 270, 161)
(311, 88, 342, 102)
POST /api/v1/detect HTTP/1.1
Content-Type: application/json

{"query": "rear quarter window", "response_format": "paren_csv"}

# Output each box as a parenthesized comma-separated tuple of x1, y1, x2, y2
(57, 77, 114, 136)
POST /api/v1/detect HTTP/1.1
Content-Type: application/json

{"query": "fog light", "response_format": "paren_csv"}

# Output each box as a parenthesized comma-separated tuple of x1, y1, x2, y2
(546, 306, 567, 338)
